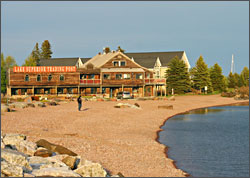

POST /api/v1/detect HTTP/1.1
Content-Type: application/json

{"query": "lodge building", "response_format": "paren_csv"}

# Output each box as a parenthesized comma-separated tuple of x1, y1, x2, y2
(7, 51, 191, 97)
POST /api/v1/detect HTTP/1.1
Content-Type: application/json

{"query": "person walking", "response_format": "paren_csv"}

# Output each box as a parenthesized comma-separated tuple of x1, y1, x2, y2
(77, 95, 82, 111)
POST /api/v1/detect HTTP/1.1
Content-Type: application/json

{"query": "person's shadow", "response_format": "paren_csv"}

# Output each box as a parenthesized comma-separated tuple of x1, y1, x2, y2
(81, 108, 90, 111)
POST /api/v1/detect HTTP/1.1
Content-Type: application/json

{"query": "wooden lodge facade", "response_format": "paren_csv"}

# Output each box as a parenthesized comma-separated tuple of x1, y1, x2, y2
(7, 51, 190, 97)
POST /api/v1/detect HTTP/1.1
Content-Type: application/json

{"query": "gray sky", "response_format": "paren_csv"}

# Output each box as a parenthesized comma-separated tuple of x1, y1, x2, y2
(1, 1, 249, 75)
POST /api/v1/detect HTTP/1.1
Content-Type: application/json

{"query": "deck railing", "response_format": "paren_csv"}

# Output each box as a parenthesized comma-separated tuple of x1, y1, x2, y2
(145, 78, 166, 84)
(80, 79, 101, 85)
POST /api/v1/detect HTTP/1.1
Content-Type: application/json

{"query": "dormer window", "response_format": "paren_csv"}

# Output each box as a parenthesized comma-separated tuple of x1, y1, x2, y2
(113, 61, 119, 66)
(120, 61, 126, 66)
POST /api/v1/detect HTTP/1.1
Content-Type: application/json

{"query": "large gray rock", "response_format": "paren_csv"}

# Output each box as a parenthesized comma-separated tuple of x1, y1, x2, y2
(28, 156, 68, 170)
(1, 148, 32, 171)
(33, 102, 46, 107)
(1, 159, 23, 177)
(3, 133, 37, 156)
(74, 160, 107, 177)
(114, 103, 141, 109)
(32, 167, 81, 177)
(14, 102, 29, 109)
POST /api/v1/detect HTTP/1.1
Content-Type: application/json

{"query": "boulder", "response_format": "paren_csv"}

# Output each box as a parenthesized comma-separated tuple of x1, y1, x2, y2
(1, 159, 23, 177)
(3, 134, 37, 156)
(1, 148, 32, 171)
(134, 103, 140, 108)
(62, 156, 78, 169)
(169, 96, 175, 101)
(33, 102, 46, 107)
(74, 160, 107, 177)
(7, 103, 16, 109)
(34, 147, 53, 157)
(36, 139, 77, 156)
(158, 105, 174, 110)
(51, 154, 69, 162)
(14, 102, 29, 109)
(23, 173, 35, 177)
(27, 103, 35, 108)
(1, 105, 10, 112)
(32, 167, 81, 177)
(28, 156, 68, 170)
(24, 96, 32, 103)
(114, 103, 141, 109)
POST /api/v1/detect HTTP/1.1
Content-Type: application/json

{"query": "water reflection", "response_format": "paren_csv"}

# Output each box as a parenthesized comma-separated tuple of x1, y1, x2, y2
(184, 108, 225, 115)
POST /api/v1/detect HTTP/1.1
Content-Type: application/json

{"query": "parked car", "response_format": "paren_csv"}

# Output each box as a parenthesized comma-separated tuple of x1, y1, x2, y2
(117, 91, 132, 99)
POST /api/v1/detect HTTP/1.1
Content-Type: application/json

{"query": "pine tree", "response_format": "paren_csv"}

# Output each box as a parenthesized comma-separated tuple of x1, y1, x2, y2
(209, 63, 224, 91)
(41, 40, 52, 59)
(233, 73, 242, 88)
(228, 72, 237, 88)
(31, 42, 41, 65)
(165, 56, 191, 94)
(192, 56, 213, 93)
(240, 66, 249, 86)
(117, 46, 125, 53)
(22, 55, 37, 66)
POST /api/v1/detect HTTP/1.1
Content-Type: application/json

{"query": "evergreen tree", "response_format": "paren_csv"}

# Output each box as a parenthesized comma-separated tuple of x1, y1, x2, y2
(117, 46, 125, 53)
(233, 73, 242, 88)
(192, 56, 213, 93)
(22, 55, 37, 66)
(1, 53, 7, 94)
(165, 56, 191, 94)
(240, 66, 249, 86)
(31, 42, 41, 65)
(209, 63, 224, 91)
(227, 72, 237, 88)
(41, 40, 52, 59)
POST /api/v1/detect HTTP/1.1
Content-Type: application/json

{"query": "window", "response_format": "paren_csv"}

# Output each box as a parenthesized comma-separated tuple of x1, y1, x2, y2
(113, 61, 119, 66)
(146, 73, 150, 79)
(48, 74, 52, 81)
(90, 74, 95, 79)
(57, 88, 64, 94)
(21, 89, 27, 95)
(91, 88, 97, 94)
(37, 75, 41, 82)
(67, 88, 73, 94)
(103, 74, 110, 79)
(136, 74, 143, 79)
(120, 61, 126, 66)
(123, 74, 131, 79)
(116, 74, 122, 79)
(44, 88, 51, 94)
(25, 75, 29, 81)
(60, 75, 64, 81)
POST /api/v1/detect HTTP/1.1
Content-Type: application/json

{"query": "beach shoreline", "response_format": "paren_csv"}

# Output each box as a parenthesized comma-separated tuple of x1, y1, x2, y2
(1, 95, 248, 177)
(155, 100, 249, 177)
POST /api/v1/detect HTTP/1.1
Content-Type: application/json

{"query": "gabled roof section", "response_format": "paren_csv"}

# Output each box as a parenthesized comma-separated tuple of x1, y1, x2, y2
(38, 58, 79, 66)
(125, 51, 185, 68)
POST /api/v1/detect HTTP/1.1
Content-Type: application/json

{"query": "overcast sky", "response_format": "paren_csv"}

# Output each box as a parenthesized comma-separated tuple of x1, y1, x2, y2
(1, 1, 249, 75)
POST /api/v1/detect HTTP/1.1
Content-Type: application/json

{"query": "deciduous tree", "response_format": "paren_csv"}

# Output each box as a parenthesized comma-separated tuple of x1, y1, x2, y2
(227, 72, 237, 88)
(240, 66, 249, 87)
(22, 55, 37, 66)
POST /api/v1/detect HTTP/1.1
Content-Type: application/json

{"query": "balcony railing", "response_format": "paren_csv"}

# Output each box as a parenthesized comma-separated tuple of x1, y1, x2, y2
(145, 78, 166, 85)
(80, 79, 101, 85)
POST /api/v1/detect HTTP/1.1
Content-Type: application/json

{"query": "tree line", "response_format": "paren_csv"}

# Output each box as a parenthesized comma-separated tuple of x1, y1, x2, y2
(165, 55, 249, 94)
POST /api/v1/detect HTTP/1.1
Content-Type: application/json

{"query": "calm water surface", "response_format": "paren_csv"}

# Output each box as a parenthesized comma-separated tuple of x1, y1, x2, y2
(159, 104, 249, 177)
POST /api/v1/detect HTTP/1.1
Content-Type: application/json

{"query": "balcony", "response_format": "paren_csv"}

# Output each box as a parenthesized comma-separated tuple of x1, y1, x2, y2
(80, 79, 101, 85)
(145, 78, 166, 85)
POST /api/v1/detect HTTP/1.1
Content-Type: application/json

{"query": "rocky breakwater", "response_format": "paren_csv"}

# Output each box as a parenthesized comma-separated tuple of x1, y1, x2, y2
(1, 132, 123, 177)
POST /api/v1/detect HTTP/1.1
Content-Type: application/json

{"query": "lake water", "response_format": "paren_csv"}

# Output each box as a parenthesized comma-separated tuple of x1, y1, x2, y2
(158, 104, 249, 177)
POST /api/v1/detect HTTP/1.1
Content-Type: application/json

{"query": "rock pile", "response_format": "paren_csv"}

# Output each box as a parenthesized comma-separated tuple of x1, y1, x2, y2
(1, 132, 122, 177)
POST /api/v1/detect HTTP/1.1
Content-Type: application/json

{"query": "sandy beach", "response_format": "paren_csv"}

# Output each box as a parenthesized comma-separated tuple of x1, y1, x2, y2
(1, 95, 248, 177)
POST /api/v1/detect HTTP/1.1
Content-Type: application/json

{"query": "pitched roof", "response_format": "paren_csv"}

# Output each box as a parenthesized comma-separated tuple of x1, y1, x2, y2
(38, 58, 79, 66)
(125, 51, 185, 68)
(82, 52, 123, 68)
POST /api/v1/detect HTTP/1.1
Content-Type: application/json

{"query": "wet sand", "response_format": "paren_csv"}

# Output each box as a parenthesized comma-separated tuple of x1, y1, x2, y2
(1, 95, 248, 177)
